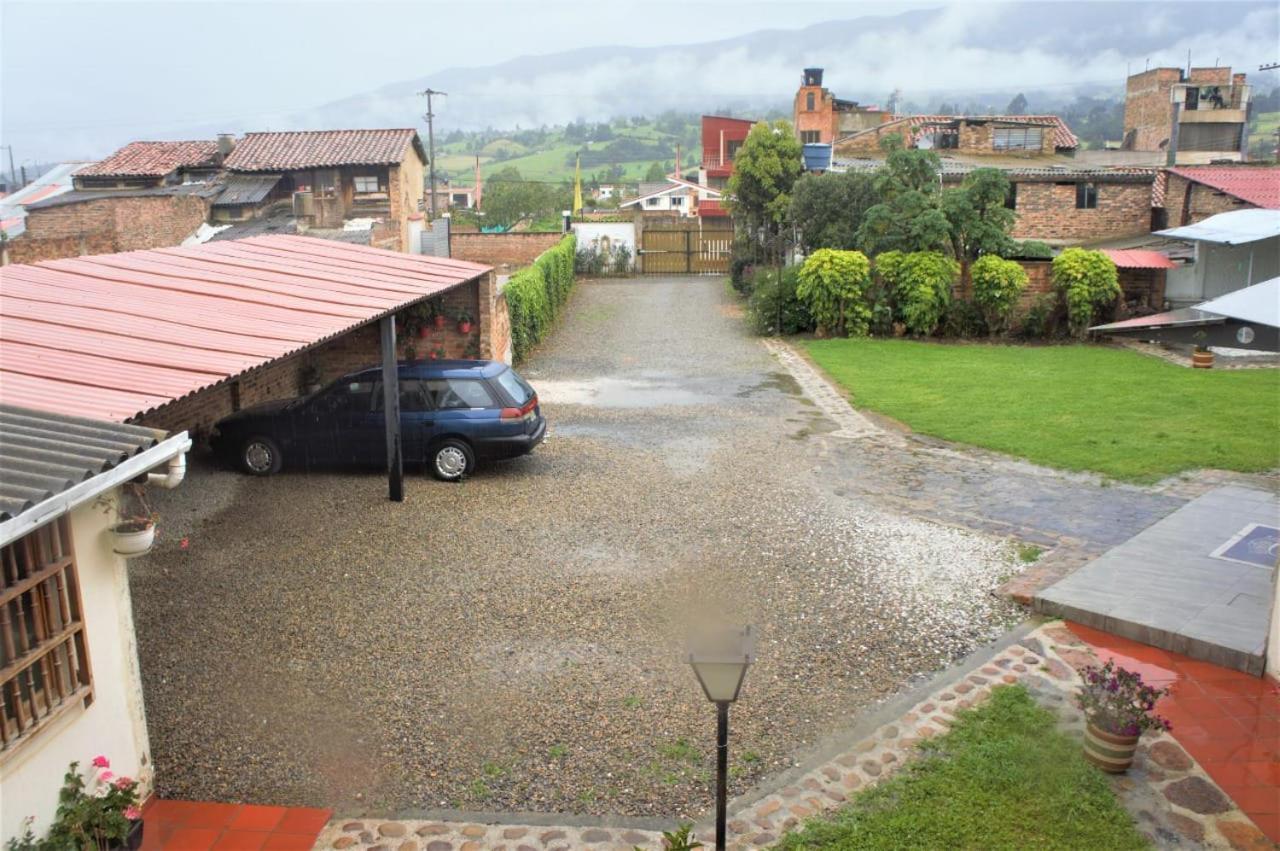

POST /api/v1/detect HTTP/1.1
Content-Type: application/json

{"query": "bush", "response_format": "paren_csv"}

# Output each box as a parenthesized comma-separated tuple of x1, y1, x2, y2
(506, 234, 576, 362)
(746, 267, 814, 336)
(795, 249, 872, 337)
(1018, 294, 1059, 340)
(1013, 240, 1054, 259)
(574, 247, 606, 276)
(970, 255, 1029, 337)
(942, 298, 986, 338)
(1052, 248, 1120, 339)
(875, 250, 957, 337)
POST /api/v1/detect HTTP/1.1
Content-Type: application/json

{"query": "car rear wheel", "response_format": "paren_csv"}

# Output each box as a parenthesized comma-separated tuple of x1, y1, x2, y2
(241, 436, 283, 476)
(430, 439, 474, 482)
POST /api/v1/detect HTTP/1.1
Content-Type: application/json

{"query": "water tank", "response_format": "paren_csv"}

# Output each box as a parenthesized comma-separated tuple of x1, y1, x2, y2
(803, 68, 824, 86)
(292, 190, 314, 218)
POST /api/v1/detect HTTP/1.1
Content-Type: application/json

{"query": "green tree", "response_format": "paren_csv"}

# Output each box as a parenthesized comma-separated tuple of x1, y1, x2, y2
(644, 161, 666, 182)
(970, 255, 1029, 337)
(941, 168, 1017, 261)
(725, 119, 804, 252)
(1052, 248, 1120, 338)
(857, 136, 951, 255)
(1006, 93, 1029, 115)
(876, 250, 957, 336)
(790, 171, 879, 253)
(795, 249, 872, 337)
(483, 167, 567, 230)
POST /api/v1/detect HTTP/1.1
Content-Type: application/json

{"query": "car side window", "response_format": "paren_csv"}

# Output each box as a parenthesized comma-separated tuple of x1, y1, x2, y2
(425, 378, 496, 410)
(372, 379, 432, 413)
(315, 379, 376, 413)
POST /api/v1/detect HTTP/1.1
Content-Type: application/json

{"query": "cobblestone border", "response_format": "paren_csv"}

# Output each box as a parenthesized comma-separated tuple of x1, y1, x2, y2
(759, 338, 891, 441)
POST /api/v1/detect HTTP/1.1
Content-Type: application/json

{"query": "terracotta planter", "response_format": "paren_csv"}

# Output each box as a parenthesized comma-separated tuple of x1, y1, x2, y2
(1192, 349, 1214, 369)
(418, 326, 430, 339)
(458, 321, 473, 334)
(1083, 721, 1140, 773)
(433, 314, 447, 329)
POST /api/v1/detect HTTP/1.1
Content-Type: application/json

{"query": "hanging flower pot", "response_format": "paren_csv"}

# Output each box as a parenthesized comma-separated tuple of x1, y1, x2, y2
(433, 313, 447, 329)
(112, 521, 155, 558)
(458, 320, 473, 334)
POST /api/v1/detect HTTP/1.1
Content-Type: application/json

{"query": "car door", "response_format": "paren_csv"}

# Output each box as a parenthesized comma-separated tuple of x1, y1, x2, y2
(296, 378, 377, 467)
(358, 378, 435, 466)
(423, 377, 499, 451)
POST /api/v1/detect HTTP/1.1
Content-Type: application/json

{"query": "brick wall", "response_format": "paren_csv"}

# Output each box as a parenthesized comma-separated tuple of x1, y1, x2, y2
(451, 232, 563, 269)
(1124, 68, 1181, 151)
(4, 194, 209, 263)
(136, 277, 489, 440)
(996, 260, 1163, 318)
(1163, 172, 1257, 226)
(794, 86, 834, 143)
(1011, 180, 1152, 243)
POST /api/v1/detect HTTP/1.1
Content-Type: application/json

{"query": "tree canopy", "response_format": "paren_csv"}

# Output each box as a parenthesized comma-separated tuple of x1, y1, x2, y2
(790, 171, 880, 253)
(725, 119, 804, 240)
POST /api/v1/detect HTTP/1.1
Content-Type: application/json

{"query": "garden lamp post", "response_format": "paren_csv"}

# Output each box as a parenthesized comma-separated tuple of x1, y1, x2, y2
(688, 625, 755, 851)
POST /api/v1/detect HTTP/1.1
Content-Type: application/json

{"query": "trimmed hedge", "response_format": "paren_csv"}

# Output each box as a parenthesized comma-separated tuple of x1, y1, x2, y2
(506, 233, 576, 363)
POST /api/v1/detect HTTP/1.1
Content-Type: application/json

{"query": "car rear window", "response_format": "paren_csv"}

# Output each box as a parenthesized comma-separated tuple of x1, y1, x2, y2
(495, 368, 535, 405)
(425, 378, 496, 410)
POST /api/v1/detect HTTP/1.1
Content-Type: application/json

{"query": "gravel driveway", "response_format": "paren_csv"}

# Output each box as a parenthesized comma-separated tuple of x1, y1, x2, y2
(131, 275, 1025, 819)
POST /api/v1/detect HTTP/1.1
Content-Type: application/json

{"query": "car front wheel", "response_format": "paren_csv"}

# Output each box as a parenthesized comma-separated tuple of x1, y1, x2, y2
(241, 436, 283, 476)
(430, 439, 474, 482)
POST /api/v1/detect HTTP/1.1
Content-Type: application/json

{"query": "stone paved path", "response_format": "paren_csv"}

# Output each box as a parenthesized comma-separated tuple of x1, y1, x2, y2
(312, 620, 1265, 850)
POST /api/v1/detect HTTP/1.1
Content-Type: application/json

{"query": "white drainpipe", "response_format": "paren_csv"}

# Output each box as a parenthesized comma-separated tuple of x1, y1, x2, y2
(147, 453, 187, 489)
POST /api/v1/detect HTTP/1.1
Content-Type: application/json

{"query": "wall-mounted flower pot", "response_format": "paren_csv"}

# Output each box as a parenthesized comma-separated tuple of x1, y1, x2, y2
(113, 522, 155, 558)
(428, 350, 439, 360)
(458, 320, 473, 334)
(433, 314, 448, 329)
(1082, 721, 1139, 773)
(418, 326, 430, 339)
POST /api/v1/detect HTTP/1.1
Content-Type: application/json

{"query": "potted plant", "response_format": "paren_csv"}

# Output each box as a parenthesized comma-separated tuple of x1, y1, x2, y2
(456, 309, 473, 335)
(109, 484, 156, 559)
(431, 297, 448, 329)
(1192, 345, 1214, 369)
(1076, 659, 1171, 773)
(41, 757, 144, 851)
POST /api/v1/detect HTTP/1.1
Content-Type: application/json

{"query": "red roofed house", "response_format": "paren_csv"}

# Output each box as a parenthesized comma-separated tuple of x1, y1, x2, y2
(1162, 165, 1280, 227)
(73, 139, 225, 190)
(224, 130, 427, 252)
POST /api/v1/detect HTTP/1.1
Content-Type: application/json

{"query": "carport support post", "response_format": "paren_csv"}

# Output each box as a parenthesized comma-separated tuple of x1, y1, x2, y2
(380, 315, 404, 502)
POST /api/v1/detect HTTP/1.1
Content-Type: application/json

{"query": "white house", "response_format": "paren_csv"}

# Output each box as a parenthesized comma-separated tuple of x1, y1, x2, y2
(1156, 209, 1280, 306)
(0, 406, 190, 842)
(621, 176, 722, 218)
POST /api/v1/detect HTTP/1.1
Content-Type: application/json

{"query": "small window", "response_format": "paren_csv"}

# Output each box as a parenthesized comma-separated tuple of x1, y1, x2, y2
(725, 140, 743, 161)
(1076, 182, 1098, 209)
(647, 197, 661, 207)
(1, 518, 93, 752)
(806, 92, 816, 112)
(353, 175, 380, 193)
(670, 196, 684, 206)
(993, 127, 1044, 151)
(800, 130, 821, 144)
(425, 379, 496, 410)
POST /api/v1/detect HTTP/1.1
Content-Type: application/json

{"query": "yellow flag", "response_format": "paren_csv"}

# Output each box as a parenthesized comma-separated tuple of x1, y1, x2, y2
(573, 154, 583, 216)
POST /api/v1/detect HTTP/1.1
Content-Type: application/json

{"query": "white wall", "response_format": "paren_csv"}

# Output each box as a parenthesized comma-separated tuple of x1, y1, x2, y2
(1, 498, 153, 842)
(572, 222, 635, 256)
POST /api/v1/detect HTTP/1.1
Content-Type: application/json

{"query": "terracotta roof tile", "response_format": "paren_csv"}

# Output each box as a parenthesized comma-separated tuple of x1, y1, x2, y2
(839, 114, 1078, 150)
(78, 141, 220, 177)
(226, 130, 423, 171)
(1168, 166, 1280, 209)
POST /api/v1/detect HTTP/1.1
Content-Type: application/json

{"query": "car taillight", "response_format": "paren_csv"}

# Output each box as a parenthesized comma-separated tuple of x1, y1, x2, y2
(501, 396, 538, 421)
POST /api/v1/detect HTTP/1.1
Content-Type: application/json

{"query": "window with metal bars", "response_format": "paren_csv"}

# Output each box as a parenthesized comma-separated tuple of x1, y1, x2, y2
(1, 517, 93, 756)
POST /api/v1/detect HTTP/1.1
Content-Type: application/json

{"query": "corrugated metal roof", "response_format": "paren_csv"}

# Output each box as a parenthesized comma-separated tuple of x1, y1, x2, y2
(77, 141, 220, 177)
(1169, 166, 1280, 209)
(0, 162, 95, 237)
(212, 174, 281, 207)
(1156, 209, 1280, 245)
(0, 405, 165, 521)
(0, 235, 491, 423)
(1100, 249, 1178, 270)
(1197, 277, 1280, 328)
(226, 130, 425, 171)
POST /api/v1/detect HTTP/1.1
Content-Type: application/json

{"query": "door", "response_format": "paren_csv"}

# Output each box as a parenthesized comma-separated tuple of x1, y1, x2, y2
(351, 379, 436, 466)
(295, 377, 378, 466)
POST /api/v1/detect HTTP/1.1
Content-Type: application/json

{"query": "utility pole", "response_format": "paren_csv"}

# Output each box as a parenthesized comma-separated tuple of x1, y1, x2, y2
(419, 88, 447, 220)
(1260, 62, 1280, 72)
(0, 146, 15, 189)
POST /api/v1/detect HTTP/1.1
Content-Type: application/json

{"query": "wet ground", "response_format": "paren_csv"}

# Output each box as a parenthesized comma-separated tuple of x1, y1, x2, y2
(129, 276, 1178, 820)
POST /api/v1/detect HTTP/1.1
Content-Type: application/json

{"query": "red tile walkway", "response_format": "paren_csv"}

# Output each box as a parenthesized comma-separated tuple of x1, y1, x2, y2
(141, 799, 331, 851)
(1067, 622, 1280, 842)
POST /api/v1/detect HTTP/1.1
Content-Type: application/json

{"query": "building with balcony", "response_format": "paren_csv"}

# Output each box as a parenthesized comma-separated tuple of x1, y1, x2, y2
(1123, 66, 1251, 165)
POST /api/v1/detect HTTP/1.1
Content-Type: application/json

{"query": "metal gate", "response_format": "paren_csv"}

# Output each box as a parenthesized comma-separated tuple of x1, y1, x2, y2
(640, 221, 732, 274)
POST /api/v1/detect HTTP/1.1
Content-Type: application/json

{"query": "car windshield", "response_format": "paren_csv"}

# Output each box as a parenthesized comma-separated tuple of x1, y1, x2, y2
(495, 368, 535, 405)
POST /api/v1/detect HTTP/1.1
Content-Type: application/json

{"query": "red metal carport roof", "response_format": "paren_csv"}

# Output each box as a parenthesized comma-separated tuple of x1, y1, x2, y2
(1100, 249, 1178, 270)
(0, 235, 491, 422)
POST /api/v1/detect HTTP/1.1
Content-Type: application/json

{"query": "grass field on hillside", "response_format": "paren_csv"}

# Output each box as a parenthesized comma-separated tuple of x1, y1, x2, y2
(803, 339, 1280, 482)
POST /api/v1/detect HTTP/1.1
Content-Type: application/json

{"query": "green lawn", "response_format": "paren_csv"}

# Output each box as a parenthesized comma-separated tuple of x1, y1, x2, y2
(778, 686, 1148, 851)
(803, 339, 1280, 482)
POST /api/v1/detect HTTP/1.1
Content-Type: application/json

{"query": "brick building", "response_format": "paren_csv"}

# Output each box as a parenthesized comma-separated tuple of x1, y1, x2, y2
(834, 113, 1078, 158)
(72, 139, 224, 189)
(1122, 66, 1250, 164)
(224, 129, 427, 252)
(1161, 166, 1280, 227)
(793, 67, 891, 145)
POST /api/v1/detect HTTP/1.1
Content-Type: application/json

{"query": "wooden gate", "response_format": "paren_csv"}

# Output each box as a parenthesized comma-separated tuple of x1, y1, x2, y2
(640, 220, 732, 274)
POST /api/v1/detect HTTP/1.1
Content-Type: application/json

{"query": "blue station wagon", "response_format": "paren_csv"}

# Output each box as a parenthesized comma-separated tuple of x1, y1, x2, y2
(210, 360, 545, 481)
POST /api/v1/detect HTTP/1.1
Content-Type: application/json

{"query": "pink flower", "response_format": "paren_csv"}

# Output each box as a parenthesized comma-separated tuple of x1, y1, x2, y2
(91, 755, 110, 769)
(180, 537, 189, 550)
(114, 776, 134, 789)
(99, 770, 115, 783)
(124, 806, 141, 821)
